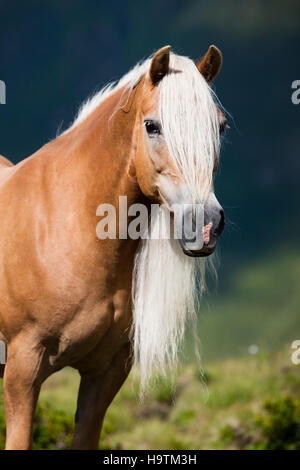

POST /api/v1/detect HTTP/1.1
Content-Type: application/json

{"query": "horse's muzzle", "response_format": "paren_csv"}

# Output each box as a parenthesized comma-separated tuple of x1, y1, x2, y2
(178, 207, 225, 258)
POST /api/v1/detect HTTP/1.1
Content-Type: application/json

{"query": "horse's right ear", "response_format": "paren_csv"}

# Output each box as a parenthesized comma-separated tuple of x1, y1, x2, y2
(149, 46, 171, 86)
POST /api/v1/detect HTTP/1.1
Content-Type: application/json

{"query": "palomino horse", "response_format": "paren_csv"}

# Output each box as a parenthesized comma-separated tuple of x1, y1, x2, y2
(0, 45, 226, 449)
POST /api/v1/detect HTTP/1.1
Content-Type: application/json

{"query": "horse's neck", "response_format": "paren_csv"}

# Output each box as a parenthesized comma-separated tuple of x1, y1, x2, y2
(45, 85, 140, 209)
(33, 84, 150, 281)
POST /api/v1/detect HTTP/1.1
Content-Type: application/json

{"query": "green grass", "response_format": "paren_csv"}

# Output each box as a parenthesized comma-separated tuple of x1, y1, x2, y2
(1, 345, 299, 449)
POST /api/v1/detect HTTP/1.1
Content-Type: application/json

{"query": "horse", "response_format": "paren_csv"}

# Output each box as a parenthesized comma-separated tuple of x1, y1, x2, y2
(0, 45, 227, 449)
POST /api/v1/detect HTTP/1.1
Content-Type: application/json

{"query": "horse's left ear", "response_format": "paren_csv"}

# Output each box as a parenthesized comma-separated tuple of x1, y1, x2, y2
(149, 45, 171, 86)
(197, 45, 222, 83)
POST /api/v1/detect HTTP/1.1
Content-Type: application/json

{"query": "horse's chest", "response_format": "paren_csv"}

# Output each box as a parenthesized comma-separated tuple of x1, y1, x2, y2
(50, 289, 132, 371)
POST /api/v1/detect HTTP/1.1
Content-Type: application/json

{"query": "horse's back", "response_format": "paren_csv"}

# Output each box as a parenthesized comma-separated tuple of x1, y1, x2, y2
(0, 154, 14, 169)
(0, 155, 15, 189)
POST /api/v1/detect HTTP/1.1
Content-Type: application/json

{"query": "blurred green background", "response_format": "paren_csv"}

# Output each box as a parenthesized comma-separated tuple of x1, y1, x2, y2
(0, 0, 299, 449)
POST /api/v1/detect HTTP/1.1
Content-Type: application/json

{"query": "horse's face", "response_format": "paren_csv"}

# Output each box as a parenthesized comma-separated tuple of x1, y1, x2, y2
(134, 45, 227, 257)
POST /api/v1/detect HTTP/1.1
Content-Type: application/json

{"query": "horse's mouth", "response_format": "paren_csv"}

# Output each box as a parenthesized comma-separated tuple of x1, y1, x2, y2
(179, 221, 217, 257)
(180, 245, 216, 258)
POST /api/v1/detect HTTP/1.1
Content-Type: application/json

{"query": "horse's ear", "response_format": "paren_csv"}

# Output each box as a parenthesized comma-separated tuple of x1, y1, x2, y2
(149, 45, 171, 86)
(197, 45, 222, 83)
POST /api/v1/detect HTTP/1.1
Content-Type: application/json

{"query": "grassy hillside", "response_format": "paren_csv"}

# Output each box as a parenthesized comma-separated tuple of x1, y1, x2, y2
(0, 345, 299, 450)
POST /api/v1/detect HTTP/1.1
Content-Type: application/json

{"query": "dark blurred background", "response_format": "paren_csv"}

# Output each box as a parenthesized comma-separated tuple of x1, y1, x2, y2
(0, 0, 299, 361)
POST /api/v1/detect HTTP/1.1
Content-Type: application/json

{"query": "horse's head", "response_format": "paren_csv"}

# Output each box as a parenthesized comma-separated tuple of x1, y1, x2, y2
(133, 45, 227, 257)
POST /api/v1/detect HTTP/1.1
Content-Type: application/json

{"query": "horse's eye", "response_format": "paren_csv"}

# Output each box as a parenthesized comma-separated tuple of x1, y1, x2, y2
(144, 120, 161, 136)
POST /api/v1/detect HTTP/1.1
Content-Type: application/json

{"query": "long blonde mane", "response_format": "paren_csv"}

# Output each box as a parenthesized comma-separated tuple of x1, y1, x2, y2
(66, 52, 221, 393)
